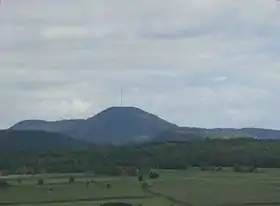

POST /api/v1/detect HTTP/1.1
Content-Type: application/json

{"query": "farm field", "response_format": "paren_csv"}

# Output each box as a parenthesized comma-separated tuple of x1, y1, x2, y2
(1, 168, 280, 206)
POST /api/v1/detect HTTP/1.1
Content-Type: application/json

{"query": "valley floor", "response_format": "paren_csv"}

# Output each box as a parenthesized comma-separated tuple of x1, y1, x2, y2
(1, 168, 280, 206)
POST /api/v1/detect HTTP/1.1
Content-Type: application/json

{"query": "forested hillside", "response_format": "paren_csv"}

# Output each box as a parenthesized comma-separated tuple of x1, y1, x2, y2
(1, 139, 280, 175)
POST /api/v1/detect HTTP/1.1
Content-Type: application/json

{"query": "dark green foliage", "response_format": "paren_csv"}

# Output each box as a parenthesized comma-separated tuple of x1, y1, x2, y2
(69, 176, 75, 184)
(149, 171, 159, 179)
(0, 180, 9, 189)
(233, 165, 242, 172)
(37, 178, 44, 185)
(138, 174, 143, 182)
(141, 182, 150, 189)
(106, 183, 111, 189)
(0, 139, 280, 175)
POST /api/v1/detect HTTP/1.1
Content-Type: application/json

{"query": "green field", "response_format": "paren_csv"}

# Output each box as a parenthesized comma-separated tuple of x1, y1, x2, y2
(1, 168, 280, 206)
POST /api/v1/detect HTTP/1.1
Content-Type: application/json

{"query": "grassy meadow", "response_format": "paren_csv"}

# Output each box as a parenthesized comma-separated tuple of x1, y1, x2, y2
(1, 168, 280, 206)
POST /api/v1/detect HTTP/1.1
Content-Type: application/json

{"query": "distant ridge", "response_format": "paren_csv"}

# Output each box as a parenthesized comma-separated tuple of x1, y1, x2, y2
(155, 127, 280, 142)
(0, 130, 88, 150)
(9, 106, 280, 145)
(11, 119, 85, 135)
(10, 106, 177, 144)
(155, 127, 254, 142)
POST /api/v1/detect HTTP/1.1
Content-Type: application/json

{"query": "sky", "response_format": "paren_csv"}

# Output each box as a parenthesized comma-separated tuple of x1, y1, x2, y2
(1, 0, 280, 129)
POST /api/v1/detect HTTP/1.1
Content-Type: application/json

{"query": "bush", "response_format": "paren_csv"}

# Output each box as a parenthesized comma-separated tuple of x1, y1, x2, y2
(37, 178, 44, 185)
(69, 176, 75, 184)
(106, 183, 111, 189)
(138, 174, 143, 182)
(149, 171, 159, 179)
(0, 180, 9, 189)
(141, 182, 150, 189)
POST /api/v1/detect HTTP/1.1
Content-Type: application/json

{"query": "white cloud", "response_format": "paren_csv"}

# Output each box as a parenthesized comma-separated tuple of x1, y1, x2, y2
(212, 76, 228, 82)
(0, 0, 280, 129)
(40, 26, 92, 39)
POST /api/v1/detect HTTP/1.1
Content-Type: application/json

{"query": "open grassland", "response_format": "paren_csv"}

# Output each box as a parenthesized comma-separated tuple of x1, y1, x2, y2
(1, 168, 280, 206)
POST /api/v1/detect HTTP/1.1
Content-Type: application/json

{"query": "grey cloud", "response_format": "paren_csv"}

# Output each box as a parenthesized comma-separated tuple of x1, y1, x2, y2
(1, 0, 280, 129)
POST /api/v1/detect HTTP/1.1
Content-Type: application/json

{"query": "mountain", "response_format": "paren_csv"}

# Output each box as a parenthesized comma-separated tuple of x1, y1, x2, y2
(10, 106, 280, 144)
(0, 130, 89, 150)
(11, 107, 177, 144)
(72, 106, 177, 143)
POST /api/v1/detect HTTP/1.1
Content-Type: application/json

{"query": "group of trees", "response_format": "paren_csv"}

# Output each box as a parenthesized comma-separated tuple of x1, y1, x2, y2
(1, 139, 280, 175)
(0, 180, 9, 189)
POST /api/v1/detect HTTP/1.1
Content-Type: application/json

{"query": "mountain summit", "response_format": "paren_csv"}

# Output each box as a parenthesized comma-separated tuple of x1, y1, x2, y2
(76, 106, 177, 143)
(11, 106, 177, 144)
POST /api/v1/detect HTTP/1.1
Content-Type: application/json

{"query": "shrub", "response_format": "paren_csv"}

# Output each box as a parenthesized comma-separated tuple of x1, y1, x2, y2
(69, 176, 75, 184)
(149, 171, 159, 179)
(0, 180, 9, 189)
(106, 183, 111, 189)
(141, 182, 150, 189)
(37, 178, 44, 185)
(138, 174, 143, 182)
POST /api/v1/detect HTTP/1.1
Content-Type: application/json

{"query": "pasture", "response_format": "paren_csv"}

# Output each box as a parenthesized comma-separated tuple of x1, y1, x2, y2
(1, 168, 280, 206)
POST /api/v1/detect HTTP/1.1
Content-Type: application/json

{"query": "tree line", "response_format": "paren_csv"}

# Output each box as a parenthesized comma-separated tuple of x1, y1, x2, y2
(1, 139, 280, 175)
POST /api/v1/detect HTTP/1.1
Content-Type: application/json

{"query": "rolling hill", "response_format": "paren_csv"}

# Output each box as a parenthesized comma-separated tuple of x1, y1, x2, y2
(10, 119, 85, 136)
(10, 107, 178, 144)
(155, 127, 280, 142)
(240, 128, 280, 140)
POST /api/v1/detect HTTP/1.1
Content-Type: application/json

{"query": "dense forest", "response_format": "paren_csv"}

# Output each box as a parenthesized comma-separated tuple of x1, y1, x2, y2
(1, 139, 280, 175)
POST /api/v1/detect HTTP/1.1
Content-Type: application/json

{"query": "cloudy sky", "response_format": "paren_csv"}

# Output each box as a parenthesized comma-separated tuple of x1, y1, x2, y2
(0, 0, 280, 129)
